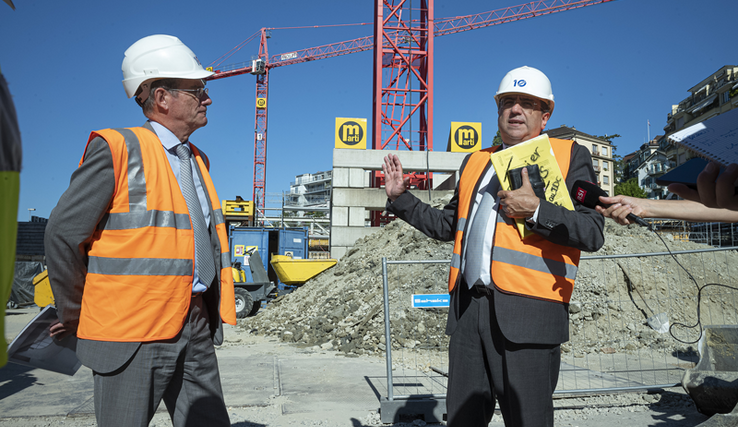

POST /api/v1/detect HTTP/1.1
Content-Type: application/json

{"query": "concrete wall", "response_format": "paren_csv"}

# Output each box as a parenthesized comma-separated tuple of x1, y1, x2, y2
(330, 149, 468, 259)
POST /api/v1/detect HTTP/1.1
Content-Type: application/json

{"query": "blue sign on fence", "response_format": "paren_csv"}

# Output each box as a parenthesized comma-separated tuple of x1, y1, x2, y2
(411, 294, 450, 308)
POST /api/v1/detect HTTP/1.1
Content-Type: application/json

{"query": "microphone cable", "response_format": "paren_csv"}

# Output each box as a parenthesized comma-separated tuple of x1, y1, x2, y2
(645, 225, 738, 344)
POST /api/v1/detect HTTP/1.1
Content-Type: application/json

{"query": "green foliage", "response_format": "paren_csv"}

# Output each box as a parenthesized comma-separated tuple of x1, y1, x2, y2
(305, 211, 326, 218)
(614, 178, 647, 198)
(594, 134, 621, 144)
(491, 130, 503, 146)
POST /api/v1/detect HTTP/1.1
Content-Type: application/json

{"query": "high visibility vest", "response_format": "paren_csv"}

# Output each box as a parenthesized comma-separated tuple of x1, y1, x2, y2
(447, 139, 580, 304)
(78, 127, 236, 342)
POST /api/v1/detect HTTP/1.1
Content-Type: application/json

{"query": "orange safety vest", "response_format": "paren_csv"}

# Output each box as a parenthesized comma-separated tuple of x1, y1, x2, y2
(447, 138, 580, 304)
(78, 127, 236, 342)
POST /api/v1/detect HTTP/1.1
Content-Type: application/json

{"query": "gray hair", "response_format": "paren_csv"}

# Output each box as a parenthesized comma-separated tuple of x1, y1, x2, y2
(141, 78, 180, 115)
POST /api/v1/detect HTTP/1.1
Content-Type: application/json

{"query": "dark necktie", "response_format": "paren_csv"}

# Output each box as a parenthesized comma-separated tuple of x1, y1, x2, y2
(176, 143, 216, 287)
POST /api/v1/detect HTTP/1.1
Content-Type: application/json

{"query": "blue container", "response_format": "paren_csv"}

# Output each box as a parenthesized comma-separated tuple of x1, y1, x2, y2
(228, 227, 270, 284)
(228, 227, 309, 290)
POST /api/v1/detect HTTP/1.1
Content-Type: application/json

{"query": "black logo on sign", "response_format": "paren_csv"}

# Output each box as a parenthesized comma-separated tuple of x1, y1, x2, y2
(339, 121, 364, 145)
(454, 125, 478, 148)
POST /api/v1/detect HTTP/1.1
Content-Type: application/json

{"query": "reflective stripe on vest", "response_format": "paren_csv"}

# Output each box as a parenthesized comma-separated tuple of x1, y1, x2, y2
(78, 127, 235, 343)
(447, 139, 581, 303)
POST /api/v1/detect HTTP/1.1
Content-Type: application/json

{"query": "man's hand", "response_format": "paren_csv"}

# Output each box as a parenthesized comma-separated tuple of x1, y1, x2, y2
(382, 154, 410, 202)
(49, 320, 74, 341)
(669, 162, 738, 211)
(596, 195, 648, 226)
(497, 167, 540, 218)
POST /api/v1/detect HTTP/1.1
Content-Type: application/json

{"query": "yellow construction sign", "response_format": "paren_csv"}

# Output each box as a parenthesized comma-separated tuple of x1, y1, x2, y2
(447, 122, 482, 152)
(335, 118, 367, 149)
(256, 97, 267, 109)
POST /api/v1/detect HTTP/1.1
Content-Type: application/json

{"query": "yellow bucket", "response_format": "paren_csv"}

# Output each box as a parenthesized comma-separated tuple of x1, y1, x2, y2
(33, 269, 55, 308)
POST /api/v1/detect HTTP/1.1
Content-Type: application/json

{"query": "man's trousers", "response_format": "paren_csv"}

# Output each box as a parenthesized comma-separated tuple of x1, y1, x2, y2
(446, 289, 561, 427)
(92, 294, 230, 427)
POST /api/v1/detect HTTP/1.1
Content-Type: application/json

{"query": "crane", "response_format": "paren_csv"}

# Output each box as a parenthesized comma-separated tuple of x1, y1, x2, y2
(206, 0, 617, 215)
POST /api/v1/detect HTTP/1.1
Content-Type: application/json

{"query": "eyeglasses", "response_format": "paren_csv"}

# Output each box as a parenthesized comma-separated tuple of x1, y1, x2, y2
(499, 95, 544, 112)
(168, 87, 209, 100)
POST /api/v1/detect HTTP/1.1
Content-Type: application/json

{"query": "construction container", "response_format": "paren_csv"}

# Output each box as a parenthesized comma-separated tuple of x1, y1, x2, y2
(32, 269, 54, 308)
(270, 255, 337, 285)
(228, 227, 309, 292)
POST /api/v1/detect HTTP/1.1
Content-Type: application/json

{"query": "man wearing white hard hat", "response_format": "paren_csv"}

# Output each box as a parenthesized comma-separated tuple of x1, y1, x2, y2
(45, 35, 236, 426)
(383, 66, 603, 426)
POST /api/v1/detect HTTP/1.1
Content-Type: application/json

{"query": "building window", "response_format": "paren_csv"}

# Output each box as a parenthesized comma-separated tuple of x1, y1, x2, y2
(602, 146, 608, 156)
(603, 175, 609, 185)
(592, 144, 599, 155)
(603, 161, 609, 171)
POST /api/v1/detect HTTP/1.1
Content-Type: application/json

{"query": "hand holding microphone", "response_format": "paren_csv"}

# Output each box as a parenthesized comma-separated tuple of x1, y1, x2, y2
(572, 180, 651, 228)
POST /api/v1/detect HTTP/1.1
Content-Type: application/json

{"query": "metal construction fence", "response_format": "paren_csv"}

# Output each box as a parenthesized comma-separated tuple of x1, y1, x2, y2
(378, 247, 738, 423)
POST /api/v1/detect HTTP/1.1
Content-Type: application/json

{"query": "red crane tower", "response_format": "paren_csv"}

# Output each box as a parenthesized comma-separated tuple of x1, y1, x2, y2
(207, 0, 617, 215)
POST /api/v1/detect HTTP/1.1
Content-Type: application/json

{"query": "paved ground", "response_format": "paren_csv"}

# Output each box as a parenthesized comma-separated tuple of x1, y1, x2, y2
(1, 306, 713, 426)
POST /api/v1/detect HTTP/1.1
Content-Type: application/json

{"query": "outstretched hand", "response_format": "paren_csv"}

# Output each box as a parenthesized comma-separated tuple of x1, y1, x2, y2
(382, 154, 410, 202)
(497, 167, 540, 218)
(596, 195, 648, 226)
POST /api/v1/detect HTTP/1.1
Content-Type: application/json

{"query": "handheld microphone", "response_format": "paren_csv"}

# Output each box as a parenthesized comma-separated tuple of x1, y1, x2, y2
(572, 180, 651, 228)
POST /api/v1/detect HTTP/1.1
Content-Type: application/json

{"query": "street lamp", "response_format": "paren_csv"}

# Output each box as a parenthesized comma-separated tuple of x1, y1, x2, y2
(27, 208, 35, 221)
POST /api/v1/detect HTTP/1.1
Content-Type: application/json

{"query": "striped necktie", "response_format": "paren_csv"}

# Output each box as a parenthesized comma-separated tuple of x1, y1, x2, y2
(176, 143, 216, 287)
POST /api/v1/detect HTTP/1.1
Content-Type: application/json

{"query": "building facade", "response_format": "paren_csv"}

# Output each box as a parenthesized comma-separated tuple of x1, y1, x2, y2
(286, 170, 332, 215)
(545, 126, 615, 196)
(663, 65, 738, 165)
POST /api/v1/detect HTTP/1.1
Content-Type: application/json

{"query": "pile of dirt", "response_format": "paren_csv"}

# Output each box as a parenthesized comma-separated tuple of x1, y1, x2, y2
(240, 197, 738, 357)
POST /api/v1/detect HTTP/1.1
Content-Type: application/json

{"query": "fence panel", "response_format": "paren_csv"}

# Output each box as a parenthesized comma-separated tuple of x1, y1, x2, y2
(379, 247, 738, 421)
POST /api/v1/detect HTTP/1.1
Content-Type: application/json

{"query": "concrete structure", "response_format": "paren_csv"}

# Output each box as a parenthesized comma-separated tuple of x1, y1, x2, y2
(330, 149, 466, 259)
(663, 65, 738, 166)
(545, 126, 616, 196)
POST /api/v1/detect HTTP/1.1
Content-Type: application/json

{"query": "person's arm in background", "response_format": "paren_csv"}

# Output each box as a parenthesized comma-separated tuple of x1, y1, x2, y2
(45, 137, 115, 339)
(668, 162, 738, 211)
(596, 194, 738, 225)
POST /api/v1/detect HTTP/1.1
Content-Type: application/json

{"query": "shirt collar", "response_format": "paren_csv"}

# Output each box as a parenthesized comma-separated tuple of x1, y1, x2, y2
(149, 120, 187, 151)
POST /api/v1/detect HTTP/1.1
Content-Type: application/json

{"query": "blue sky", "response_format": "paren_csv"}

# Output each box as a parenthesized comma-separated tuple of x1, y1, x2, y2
(2, 0, 735, 221)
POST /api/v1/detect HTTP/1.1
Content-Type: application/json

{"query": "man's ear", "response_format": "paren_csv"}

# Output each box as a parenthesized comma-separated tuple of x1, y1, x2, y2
(153, 87, 169, 111)
(540, 111, 551, 130)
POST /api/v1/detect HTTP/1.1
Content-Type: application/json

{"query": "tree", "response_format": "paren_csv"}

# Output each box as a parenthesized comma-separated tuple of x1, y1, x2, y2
(491, 130, 503, 146)
(614, 178, 647, 198)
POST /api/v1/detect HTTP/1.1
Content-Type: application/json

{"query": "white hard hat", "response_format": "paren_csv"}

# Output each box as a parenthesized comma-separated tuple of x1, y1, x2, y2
(494, 66, 555, 115)
(121, 34, 213, 104)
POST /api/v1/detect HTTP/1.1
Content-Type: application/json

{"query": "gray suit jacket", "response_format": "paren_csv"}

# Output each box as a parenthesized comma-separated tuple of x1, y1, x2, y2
(44, 122, 225, 374)
(387, 142, 604, 345)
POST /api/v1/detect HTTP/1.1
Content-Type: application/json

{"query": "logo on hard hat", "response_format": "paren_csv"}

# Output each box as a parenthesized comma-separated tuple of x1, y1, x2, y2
(338, 121, 364, 146)
(514, 79, 527, 88)
(454, 126, 479, 148)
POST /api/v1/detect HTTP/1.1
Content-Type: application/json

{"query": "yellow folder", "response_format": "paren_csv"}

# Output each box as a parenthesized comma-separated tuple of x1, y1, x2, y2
(490, 134, 574, 239)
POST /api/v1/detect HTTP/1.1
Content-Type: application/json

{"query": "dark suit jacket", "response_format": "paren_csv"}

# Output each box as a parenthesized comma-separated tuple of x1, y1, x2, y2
(44, 122, 225, 374)
(387, 142, 604, 345)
